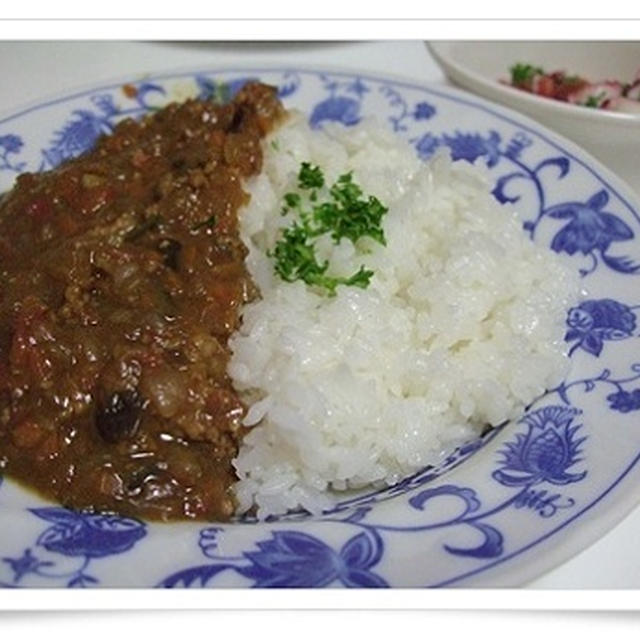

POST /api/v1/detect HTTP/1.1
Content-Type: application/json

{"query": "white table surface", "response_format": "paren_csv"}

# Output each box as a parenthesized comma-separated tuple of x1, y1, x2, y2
(1, 39, 639, 590)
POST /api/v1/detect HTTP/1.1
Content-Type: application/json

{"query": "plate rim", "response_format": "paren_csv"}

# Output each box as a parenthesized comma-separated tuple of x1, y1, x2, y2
(1, 61, 638, 211)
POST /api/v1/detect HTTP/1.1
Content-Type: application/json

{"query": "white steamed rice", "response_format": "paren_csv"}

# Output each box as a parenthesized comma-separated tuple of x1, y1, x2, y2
(227, 111, 579, 518)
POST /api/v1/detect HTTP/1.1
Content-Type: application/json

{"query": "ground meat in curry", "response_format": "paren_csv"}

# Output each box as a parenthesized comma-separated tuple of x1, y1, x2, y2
(0, 82, 284, 521)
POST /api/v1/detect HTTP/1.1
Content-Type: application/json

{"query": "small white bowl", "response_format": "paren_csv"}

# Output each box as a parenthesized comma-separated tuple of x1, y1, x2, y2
(428, 41, 640, 194)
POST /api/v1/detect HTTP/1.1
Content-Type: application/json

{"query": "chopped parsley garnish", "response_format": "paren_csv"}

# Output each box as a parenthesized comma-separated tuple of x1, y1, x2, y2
(297, 162, 325, 190)
(269, 163, 388, 296)
(510, 63, 544, 85)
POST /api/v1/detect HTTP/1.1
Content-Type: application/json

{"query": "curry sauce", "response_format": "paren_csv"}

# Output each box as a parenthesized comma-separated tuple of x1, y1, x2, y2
(0, 82, 284, 521)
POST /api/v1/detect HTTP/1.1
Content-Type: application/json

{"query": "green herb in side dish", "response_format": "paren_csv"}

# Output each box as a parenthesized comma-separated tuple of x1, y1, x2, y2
(269, 162, 388, 296)
(510, 63, 544, 85)
(583, 92, 606, 108)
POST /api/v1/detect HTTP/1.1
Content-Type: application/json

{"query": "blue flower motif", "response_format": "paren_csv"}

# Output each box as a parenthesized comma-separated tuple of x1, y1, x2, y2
(607, 389, 640, 413)
(30, 508, 146, 558)
(309, 96, 361, 129)
(413, 132, 441, 159)
(413, 101, 436, 120)
(195, 75, 256, 103)
(565, 299, 637, 357)
(546, 190, 640, 274)
(440, 130, 502, 167)
(0, 134, 23, 154)
(278, 72, 301, 98)
(239, 530, 387, 587)
(493, 406, 586, 487)
(0, 134, 26, 172)
(346, 77, 370, 98)
(2, 548, 53, 583)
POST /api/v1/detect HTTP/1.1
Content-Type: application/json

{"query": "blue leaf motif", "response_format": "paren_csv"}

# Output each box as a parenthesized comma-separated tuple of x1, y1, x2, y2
(158, 564, 236, 588)
(31, 509, 146, 558)
(535, 156, 570, 179)
(564, 328, 583, 343)
(492, 171, 527, 204)
(338, 530, 387, 588)
(409, 485, 481, 517)
(30, 507, 84, 526)
(444, 522, 504, 559)
(548, 204, 579, 220)
(600, 212, 634, 241)
(588, 189, 609, 210)
(67, 573, 98, 588)
(581, 333, 604, 357)
(601, 253, 640, 274)
(340, 531, 382, 569)
(342, 568, 388, 587)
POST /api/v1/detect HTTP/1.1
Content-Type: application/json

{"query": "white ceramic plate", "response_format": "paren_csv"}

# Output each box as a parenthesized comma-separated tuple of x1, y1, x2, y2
(1, 66, 640, 588)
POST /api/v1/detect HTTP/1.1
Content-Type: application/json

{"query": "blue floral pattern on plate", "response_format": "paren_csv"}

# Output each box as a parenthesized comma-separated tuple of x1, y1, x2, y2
(565, 299, 639, 357)
(1, 68, 640, 588)
(2, 509, 146, 587)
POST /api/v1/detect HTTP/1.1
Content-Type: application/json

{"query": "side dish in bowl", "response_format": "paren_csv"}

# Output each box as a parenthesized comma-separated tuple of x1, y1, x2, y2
(428, 41, 640, 193)
(505, 62, 640, 113)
